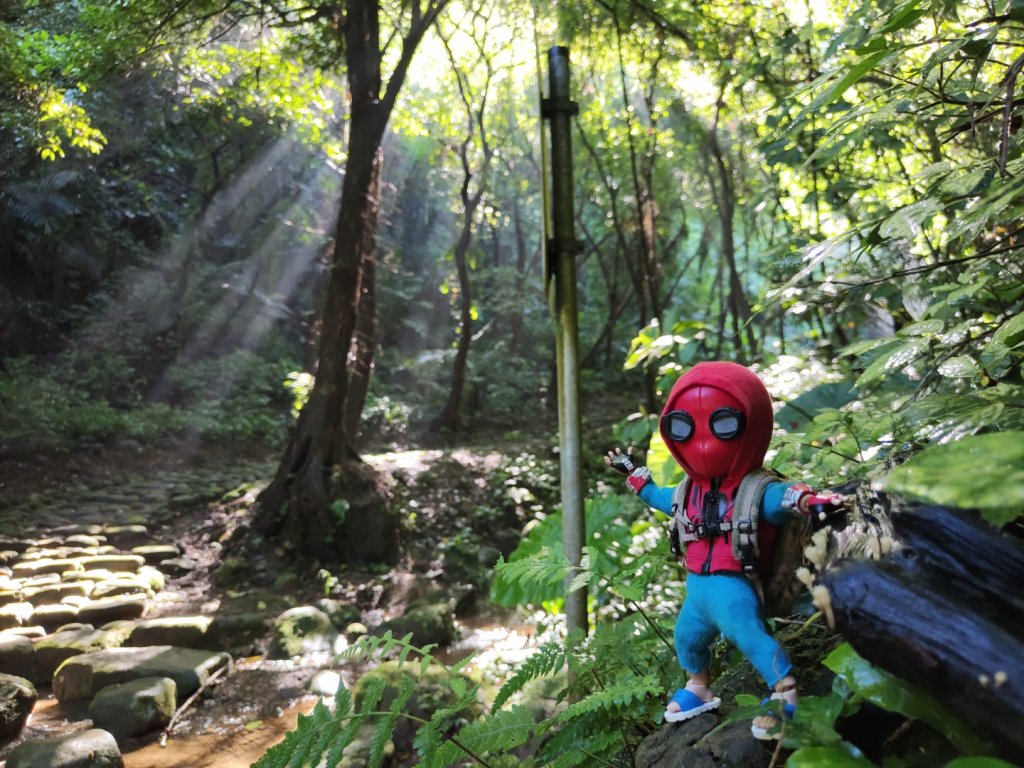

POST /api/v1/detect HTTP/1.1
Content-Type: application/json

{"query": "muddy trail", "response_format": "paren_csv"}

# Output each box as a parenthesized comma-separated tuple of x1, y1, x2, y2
(0, 439, 551, 767)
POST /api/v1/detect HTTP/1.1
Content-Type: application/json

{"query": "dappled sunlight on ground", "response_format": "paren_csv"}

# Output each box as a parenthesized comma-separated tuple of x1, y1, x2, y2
(365, 449, 444, 476)
(438, 615, 538, 670)
(121, 698, 317, 768)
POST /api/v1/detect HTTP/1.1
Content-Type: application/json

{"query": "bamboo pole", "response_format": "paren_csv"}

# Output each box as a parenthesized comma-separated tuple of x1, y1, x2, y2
(542, 46, 587, 642)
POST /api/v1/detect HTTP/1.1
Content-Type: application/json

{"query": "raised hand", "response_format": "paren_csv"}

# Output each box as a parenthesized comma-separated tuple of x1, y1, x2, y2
(604, 447, 637, 475)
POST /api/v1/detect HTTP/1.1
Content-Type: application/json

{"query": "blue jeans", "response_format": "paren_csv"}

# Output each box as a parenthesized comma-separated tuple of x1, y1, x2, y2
(674, 572, 793, 688)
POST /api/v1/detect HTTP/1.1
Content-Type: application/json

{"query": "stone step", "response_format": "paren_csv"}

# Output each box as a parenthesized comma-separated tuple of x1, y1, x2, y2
(5, 727, 122, 768)
(35, 625, 132, 677)
(88, 676, 176, 740)
(101, 525, 150, 549)
(130, 544, 181, 565)
(76, 596, 148, 626)
(53, 645, 230, 702)
(11, 559, 84, 578)
(0, 673, 36, 738)
(126, 616, 215, 650)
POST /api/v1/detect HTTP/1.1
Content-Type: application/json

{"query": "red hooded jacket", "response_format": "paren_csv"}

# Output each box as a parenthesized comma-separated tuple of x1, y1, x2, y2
(659, 362, 776, 574)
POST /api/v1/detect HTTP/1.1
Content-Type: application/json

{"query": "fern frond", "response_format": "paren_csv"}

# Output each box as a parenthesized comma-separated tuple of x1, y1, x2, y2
(431, 706, 536, 767)
(339, 630, 445, 677)
(492, 641, 565, 712)
(540, 728, 622, 768)
(495, 546, 572, 593)
(358, 675, 387, 713)
(411, 679, 485, 768)
(559, 674, 661, 720)
(368, 673, 416, 768)
(412, 718, 444, 768)
(253, 700, 338, 768)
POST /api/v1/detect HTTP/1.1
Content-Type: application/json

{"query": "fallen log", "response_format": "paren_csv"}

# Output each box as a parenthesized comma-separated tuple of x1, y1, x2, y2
(812, 493, 1024, 761)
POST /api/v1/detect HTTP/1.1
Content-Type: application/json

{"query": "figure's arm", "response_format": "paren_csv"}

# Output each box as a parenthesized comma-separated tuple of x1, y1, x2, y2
(762, 481, 846, 525)
(604, 448, 674, 513)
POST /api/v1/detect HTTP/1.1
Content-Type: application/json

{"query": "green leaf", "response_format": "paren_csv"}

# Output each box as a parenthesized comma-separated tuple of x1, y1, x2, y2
(787, 745, 877, 767)
(824, 644, 991, 754)
(855, 338, 929, 389)
(898, 319, 944, 337)
(560, 674, 661, 719)
(430, 706, 536, 765)
(777, 382, 858, 432)
(879, 199, 941, 240)
(646, 431, 685, 487)
(979, 342, 1013, 380)
(492, 642, 564, 712)
(992, 312, 1024, 349)
(937, 356, 979, 379)
(882, 431, 1024, 525)
(877, 0, 928, 35)
(808, 50, 893, 111)
(788, 693, 845, 747)
(945, 759, 1019, 768)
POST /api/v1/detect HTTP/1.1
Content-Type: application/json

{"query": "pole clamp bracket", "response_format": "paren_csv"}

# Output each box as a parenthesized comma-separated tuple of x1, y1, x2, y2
(547, 237, 583, 256)
(541, 97, 579, 118)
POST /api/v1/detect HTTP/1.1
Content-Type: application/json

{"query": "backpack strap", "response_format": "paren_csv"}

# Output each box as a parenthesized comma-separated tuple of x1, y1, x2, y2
(730, 471, 778, 575)
(670, 477, 693, 544)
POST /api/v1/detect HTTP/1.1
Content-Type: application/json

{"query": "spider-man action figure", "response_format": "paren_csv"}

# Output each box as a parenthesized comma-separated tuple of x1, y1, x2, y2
(607, 361, 844, 739)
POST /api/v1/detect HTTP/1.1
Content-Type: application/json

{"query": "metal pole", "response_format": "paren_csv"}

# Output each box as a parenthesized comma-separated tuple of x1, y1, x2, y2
(542, 46, 587, 641)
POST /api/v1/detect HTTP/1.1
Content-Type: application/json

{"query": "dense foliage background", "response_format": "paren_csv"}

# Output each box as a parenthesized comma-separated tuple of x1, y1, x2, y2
(1, 0, 1022, 765)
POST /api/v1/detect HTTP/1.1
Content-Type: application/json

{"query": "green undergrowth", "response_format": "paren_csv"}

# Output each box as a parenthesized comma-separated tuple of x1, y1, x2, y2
(254, 529, 1011, 768)
(0, 348, 294, 445)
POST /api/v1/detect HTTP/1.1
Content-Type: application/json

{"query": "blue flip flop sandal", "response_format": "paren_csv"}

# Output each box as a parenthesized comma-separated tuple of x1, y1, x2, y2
(750, 693, 796, 740)
(663, 687, 721, 723)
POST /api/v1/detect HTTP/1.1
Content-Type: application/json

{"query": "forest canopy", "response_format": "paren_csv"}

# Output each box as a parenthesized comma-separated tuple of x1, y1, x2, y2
(4, 0, 1020, 517)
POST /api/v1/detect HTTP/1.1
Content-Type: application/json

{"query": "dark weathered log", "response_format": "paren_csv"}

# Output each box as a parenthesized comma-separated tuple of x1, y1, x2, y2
(889, 502, 1024, 627)
(818, 496, 1024, 760)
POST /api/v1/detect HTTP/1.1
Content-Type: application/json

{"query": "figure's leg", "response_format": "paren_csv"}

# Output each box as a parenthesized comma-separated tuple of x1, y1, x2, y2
(713, 576, 793, 686)
(666, 581, 722, 720)
(711, 576, 797, 739)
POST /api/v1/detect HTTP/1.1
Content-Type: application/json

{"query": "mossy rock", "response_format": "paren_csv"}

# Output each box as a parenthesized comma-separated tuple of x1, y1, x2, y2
(268, 606, 338, 659)
(376, 601, 456, 648)
(35, 626, 130, 677)
(88, 676, 176, 740)
(211, 557, 248, 589)
(6, 728, 123, 768)
(0, 673, 36, 737)
(315, 599, 362, 630)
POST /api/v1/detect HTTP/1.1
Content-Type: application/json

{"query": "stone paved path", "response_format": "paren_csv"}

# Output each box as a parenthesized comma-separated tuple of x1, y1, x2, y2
(0, 456, 322, 766)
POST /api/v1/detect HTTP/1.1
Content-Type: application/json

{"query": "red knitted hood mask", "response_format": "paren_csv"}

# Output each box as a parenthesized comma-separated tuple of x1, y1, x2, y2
(659, 362, 774, 484)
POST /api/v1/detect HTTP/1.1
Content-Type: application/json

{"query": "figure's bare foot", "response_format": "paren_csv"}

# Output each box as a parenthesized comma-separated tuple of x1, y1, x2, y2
(751, 678, 798, 740)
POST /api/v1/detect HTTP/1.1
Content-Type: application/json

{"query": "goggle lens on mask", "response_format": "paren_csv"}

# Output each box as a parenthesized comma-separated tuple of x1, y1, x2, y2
(662, 411, 694, 442)
(709, 407, 745, 440)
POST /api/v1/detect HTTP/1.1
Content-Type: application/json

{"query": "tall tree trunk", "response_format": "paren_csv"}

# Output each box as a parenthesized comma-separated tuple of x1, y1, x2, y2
(254, 104, 390, 564)
(432, 24, 495, 433)
(433, 204, 476, 432)
(509, 191, 528, 357)
(706, 125, 757, 360)
(252, 0, 446, 565)
(344, 149, 381, 447)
